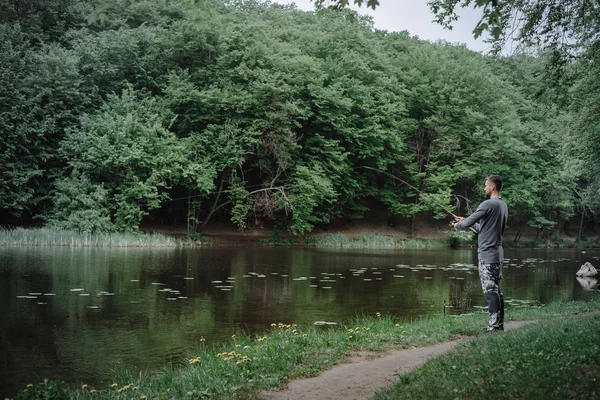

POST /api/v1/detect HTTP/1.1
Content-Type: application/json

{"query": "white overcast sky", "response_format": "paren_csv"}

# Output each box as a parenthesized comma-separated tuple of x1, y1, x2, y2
(272, 0, 491, 52)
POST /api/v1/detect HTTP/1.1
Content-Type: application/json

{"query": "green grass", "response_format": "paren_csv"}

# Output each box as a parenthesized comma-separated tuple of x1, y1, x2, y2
(374, 314, 600, 400)
(397, 237, 449, 249)
(0, 227, 178, 248)
(260, 230, 299, 246)
(304, 233, 449, 248)
(13, 298, 600, 400)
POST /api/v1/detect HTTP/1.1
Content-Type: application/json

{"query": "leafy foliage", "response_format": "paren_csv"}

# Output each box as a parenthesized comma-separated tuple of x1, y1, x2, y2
(1, 0, 599, 237)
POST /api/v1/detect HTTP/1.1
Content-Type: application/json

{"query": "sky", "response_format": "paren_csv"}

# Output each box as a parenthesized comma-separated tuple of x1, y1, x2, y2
(272, 0, 491, 53)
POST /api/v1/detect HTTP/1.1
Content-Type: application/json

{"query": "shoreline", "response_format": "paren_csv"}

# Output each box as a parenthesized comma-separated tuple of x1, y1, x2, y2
(1, 226, 599, 249)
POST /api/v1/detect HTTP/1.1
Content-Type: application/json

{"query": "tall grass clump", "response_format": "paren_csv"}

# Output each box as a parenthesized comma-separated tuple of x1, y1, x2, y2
(0, 227, 178, 248)
(305, 233, 450, 248)
(305, 233, 451, 248)
(305, 233, 397, 247)
(397, 237, 448, 249)
(14, 298, 598, 400)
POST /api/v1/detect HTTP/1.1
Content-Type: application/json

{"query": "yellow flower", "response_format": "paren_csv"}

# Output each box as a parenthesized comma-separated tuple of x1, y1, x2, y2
(376, 312, 381, 317)
(81, 384, 88, 389)
(90, 389, 96, 393)
(140, 396, 148, 400)
(199, 338, 206, 342)
(111, 383, 118, 388)
(395, 324, 400, 327)
(189, 357, 201, 365)
(348, 329, 354, 333)
(117, 384, 134, 393)
(348, 336, 353, 339)
(26, 384, 33, 388)
(243, 346, 250, 349)
(231, 334, 236, 339)
(271, 323, 277, 327)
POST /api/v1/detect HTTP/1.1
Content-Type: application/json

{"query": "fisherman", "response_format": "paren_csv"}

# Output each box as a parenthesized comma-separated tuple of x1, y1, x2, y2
(452, 175, 508, 333)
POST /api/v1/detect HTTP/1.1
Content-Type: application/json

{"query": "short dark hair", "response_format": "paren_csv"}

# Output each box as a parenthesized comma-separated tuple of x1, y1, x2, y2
(486, 175, 503, 191)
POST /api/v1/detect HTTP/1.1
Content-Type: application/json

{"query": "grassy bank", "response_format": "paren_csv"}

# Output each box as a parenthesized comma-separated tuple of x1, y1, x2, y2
(0, 227, 179, 248)
(374, 313, 600, 400)
(304, 233, 450, 248)
(14, 298, 600, 400)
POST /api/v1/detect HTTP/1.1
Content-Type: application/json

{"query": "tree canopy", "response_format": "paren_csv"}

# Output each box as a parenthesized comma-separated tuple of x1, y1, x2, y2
(1, 0, 598, 240)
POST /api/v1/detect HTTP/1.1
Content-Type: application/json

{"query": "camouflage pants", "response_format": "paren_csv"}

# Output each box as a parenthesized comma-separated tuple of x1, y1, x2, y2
(478, 261, 504, 330)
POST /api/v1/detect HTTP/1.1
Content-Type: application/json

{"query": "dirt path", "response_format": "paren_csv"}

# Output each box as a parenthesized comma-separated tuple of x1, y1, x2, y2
(260, 321, 533, 400)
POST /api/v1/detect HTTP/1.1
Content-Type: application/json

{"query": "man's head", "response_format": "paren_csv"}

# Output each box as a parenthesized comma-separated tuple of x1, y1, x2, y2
(484, 175, 502, 198)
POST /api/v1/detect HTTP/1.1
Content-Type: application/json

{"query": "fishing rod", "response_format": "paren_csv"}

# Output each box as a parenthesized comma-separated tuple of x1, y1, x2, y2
(356, 166, 475, 232)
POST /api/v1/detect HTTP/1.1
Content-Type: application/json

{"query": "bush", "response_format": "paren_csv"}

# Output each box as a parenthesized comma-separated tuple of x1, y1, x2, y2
(187, 231, 213, 243)
(262, 230, 297, 245)
(446, 229, 474, 248)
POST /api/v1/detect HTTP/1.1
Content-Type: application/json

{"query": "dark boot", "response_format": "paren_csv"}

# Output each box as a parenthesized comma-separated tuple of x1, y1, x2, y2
(485, 313, 502, 333)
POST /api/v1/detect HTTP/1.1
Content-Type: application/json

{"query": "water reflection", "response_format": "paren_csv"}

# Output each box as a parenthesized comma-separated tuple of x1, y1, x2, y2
(0, 246, 597, 396)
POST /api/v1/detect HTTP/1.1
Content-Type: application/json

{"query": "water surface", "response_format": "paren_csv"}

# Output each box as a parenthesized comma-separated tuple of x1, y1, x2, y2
(1, 246, 597, 396)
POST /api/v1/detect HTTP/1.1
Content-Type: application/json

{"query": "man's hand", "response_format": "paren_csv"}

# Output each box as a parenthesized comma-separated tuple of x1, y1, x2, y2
(450, 215, 464, 228)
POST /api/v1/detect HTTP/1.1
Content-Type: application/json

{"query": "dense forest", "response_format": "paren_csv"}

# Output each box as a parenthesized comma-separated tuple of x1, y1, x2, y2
(1, 0, 599, 240)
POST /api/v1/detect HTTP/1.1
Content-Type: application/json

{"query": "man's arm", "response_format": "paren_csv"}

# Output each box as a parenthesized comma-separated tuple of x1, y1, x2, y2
(454, 205, 487, 231)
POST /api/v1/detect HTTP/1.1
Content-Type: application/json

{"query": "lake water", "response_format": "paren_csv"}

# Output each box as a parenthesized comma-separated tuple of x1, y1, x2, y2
(1, 246, 598, 396)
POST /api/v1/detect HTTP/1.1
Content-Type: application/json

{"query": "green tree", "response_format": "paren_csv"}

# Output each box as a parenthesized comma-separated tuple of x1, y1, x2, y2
(54, 88, 183, 231)
(0, 25, 88, 219)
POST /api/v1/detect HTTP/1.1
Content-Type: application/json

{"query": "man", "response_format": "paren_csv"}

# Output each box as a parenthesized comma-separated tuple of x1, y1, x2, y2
(452, 175, 508, 332)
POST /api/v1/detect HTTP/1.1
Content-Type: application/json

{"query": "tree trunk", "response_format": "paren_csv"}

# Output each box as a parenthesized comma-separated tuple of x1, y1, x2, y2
(562, 220, 570, 236)
(187, 194, 190, 234)
(577, 206, 586, 242)
(513, 225, 524, 244)
(198, 171, 228, 233)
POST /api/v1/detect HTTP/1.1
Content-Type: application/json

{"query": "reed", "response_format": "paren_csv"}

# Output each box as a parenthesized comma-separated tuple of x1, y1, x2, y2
(305, 233, 448, 248)
(0, 227, 178, 248)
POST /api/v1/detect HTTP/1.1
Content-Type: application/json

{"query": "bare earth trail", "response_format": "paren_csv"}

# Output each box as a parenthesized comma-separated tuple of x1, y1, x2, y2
(260, 321, 533, 400)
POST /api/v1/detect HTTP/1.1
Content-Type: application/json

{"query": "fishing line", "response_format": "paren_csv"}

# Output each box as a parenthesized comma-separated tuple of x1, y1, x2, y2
(355, 166, 459, 217)
(356, 166, 476, 232)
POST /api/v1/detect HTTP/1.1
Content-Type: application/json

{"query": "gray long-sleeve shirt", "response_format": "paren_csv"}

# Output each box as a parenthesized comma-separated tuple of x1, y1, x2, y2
(455, 197, 508, 263)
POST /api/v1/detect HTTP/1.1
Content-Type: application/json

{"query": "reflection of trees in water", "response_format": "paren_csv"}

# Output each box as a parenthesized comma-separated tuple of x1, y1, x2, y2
(450, 280, 475, 311)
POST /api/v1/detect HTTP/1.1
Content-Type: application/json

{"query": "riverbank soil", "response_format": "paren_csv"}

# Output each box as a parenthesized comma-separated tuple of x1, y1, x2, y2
(259, 321, 533, 400)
